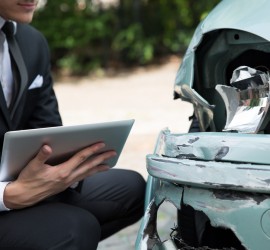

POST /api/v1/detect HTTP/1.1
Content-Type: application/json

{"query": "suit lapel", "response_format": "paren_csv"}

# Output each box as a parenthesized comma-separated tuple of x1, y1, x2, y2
(6, 32, 28, 120)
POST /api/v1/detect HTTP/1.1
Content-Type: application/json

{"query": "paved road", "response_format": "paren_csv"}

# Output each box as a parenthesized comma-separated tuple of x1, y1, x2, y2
(54, 57, 193, 249)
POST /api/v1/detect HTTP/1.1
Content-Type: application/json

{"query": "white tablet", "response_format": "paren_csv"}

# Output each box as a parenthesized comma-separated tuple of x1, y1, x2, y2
(0, 119, 135, 181)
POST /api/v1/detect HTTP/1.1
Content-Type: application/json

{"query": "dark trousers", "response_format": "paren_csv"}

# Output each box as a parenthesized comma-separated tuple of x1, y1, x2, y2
(0, 169, 146, 250)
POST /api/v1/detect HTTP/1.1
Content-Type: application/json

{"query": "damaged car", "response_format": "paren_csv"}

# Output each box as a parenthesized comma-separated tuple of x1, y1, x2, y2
(136, 0, 270, 249)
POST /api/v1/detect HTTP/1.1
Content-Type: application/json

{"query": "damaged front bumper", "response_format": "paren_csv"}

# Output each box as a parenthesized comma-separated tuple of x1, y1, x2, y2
(136, 130, 270, 250)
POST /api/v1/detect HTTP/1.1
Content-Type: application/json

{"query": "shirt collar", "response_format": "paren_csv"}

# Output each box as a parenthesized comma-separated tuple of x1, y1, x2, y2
(0, 17, 5, 30)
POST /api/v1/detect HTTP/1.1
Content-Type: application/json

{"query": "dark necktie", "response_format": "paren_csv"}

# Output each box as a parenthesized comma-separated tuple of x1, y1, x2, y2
(2, 22, 28, 120)
(2, 21, 15, 37)
(2, 22, 19, 110)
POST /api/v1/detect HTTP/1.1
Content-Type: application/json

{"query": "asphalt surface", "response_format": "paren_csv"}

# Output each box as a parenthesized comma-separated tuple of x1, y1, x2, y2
(54, 57, 193, 249)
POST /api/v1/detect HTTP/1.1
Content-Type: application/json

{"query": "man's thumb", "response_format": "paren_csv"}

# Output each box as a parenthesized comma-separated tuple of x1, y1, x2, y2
(34, 145, 52, 164)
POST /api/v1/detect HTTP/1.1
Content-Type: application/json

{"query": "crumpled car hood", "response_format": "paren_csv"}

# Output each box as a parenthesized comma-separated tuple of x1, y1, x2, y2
(175, 0, 270, 91)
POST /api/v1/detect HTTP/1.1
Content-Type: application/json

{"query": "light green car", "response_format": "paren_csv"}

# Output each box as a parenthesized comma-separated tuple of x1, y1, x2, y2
(136, 0, 270, 249)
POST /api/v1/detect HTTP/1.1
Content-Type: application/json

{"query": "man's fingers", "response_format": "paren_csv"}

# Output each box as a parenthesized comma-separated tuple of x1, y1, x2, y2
(71, 164, 110, 183)
(65, 142, 106, 167)
(88, 150, 117, 167)
(61, 144, 116, 180)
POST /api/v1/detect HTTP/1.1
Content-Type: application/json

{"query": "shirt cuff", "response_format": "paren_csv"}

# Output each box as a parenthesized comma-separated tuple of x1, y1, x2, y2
(70, 181, 79, 189)
(0, 182, 11, 211)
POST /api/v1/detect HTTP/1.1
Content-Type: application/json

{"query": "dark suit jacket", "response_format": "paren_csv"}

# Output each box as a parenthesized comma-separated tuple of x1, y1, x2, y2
(0, 23, 62, 153)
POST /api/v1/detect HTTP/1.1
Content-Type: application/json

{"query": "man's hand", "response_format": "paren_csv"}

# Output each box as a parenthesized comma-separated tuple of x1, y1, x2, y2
(3, 142, 116, 209)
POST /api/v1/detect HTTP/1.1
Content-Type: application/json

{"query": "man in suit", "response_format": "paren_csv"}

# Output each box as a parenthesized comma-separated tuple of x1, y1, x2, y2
(0, 1, 146, 249)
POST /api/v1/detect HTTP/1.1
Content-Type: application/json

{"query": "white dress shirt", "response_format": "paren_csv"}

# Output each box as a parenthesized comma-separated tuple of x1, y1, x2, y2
(0, 182, 10, 211)
(0, 18, 14, 107)
(0, 17, 15, 211)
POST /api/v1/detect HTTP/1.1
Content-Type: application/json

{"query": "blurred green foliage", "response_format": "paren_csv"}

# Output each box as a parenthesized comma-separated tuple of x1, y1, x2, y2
(32, 0, 220, 76)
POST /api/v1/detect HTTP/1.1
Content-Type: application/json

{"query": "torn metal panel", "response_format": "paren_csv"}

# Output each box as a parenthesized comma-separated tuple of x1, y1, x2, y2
(147, 155, 270, 193)
(155, 130, 270, 165)
(136, 199, 161, 250)
(136, 179, 270, 249)
(136, 181, 182, 250)
(147, 130, 270, 193)
(183, 187, 270, 250)
(179, 84, 216, 132)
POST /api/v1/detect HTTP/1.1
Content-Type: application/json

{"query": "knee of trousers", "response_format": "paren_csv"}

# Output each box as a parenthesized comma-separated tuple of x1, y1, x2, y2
(124, 171, 146, 206)
(46, 210, 101, 250)
(63, 211, 101, 249)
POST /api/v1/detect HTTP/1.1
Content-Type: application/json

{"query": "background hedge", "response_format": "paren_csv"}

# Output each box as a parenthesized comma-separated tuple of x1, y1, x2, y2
(32, 0, 220, 76)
